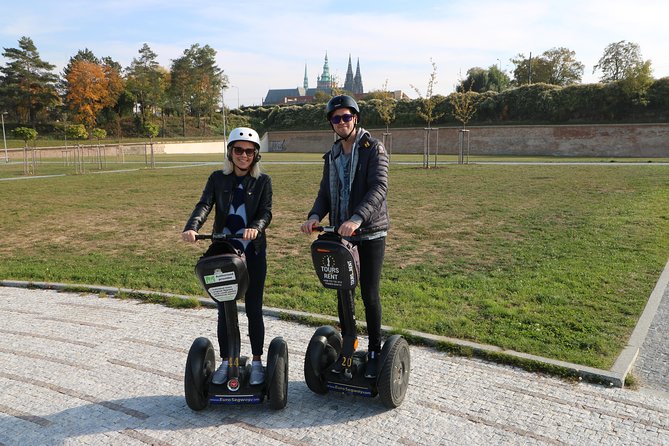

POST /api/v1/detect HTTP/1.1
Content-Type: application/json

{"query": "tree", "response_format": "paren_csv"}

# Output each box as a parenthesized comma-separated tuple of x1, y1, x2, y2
(12, 126, 37, 145)
(373, 80, 397, 133)
(0, 36, 59, 124)
(66, 123, 88, 140)
(126, 43, 166, 123)
(65, 60, 116, 128)
(511, 48, 583, 86)
(594, 41, 647, 82)
(410, 59, 445, 129)
(450, 82, 478, 129)
(542, 47, 584, 86)
(410, 59, 445, 168)
(487, 65, 511, 92)
(168, 44, 226, 135)
(459, 66, 510, 93)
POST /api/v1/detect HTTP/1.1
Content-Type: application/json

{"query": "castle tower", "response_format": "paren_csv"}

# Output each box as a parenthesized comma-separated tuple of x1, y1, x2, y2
(316, 52, 333, 92)
(344, 54, 355, 92)
(303, 64, 309, 89)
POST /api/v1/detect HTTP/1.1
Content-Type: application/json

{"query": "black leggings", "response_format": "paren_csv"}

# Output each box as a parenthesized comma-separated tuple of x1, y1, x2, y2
(205, 243, 266, 358)
(337, 236, 385, 353)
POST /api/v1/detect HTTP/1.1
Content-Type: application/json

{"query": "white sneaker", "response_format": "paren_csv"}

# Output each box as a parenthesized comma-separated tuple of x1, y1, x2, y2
(249, 360, 265, 385)
(212, 360, 228, 384)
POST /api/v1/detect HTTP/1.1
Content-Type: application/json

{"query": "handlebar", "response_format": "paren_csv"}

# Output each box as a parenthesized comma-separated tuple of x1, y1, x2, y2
(195, 233, 244, 241)
(313, 226, 337, 234)
(313, 225, 363, 236)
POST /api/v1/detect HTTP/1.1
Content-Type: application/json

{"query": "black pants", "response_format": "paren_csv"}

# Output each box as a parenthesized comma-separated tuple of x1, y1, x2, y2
(338, 236, 385, 353)
(204, 243, 267, 358)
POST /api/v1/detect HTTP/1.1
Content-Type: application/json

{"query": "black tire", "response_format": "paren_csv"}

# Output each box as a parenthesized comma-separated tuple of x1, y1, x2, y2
(377, 336, 410, 409)
(304, 337, 328, 394)
(303, 327, 342, 395)
(268, 355, 288, 410)
(184, 337, 215, 411)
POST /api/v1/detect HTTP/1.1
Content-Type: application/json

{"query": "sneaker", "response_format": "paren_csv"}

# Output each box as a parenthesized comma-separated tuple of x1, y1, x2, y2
(364, 351, 379, 378)
(249, 360, 265, 385)
(212, 360, 228, 384)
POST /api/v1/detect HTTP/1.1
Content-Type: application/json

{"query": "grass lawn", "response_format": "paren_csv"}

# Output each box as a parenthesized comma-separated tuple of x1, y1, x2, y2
(1, 153, 668, 370)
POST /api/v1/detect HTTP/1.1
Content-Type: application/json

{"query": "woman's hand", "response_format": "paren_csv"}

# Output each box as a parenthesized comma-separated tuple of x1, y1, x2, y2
(242, 228, 259, 240)
(181, 230, 198, 243)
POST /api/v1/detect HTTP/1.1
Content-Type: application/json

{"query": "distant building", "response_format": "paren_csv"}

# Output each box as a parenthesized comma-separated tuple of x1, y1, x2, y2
(263, 53, 364, 106)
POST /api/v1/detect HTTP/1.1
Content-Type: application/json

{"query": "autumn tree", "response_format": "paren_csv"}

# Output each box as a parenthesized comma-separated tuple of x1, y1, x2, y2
(65, 60, 116, 128)
(0, 36, 59, 124)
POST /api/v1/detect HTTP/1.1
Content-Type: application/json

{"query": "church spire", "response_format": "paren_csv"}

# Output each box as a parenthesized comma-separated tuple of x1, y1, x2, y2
(344, 54, 355, 92)
(353, 58, 364, 94)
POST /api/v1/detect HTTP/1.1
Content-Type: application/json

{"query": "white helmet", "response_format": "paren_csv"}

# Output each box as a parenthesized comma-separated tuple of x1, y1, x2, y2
(227, 127, 260, 149)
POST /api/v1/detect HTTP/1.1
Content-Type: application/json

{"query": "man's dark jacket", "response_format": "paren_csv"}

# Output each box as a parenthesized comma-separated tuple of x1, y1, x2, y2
(308, 129, 389, 235)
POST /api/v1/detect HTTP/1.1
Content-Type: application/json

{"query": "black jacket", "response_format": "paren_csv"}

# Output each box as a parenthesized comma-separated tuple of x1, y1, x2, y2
(184, 171, 272, 253)
(308, 129, 389, 235)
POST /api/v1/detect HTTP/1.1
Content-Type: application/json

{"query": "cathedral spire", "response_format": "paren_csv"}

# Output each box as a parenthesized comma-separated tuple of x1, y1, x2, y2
(344, 54, 355, 92)
(353, 58, 364, 94)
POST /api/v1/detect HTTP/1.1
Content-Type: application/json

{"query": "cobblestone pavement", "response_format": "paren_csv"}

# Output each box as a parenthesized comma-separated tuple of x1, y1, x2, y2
(1, 286, 668, 446)
(634, 284, 669, 398)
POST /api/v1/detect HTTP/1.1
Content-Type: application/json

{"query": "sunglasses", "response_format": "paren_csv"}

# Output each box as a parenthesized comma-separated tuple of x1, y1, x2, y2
(232, 146, 257, 156)
(330, 113, 355, 124)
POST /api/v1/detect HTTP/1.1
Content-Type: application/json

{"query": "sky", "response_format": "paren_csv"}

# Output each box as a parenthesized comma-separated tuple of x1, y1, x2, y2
(1, 0, 668, 107)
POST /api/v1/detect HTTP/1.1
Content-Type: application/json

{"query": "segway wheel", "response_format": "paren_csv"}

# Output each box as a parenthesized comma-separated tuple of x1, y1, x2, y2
(377, 336, 410, 409)
(304, 327, 342, 394)
(268, 355, 288, 410)
(185, 337, 215, 411)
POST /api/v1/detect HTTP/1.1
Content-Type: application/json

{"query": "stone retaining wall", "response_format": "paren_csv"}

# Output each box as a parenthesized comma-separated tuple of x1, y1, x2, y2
(265, 123, 669, 157)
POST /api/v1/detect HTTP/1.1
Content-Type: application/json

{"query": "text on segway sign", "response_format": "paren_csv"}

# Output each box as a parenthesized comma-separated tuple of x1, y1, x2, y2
(204, 268, 236, 284)
(319, 255, 356, 288)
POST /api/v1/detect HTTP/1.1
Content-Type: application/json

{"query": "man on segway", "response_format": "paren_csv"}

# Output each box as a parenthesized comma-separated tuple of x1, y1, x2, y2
(301, 95, 390, 378)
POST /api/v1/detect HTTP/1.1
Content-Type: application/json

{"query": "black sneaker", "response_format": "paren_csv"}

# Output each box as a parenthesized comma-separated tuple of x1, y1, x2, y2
(364, 351, 379, 378)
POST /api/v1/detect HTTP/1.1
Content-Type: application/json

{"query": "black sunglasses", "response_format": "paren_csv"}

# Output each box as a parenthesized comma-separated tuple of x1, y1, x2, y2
(232, 146, 257, 156)
(330, 113, 355, 124)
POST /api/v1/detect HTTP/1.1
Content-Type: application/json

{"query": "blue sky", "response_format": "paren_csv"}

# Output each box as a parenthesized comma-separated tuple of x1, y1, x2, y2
(1, 0, 667, 106)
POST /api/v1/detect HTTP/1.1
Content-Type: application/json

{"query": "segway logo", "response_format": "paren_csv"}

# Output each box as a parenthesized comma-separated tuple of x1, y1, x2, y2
(320, 255, 340, 280)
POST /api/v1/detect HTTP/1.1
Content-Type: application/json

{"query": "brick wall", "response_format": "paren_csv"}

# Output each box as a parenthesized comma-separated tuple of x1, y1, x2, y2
(265, 123, 669, 157)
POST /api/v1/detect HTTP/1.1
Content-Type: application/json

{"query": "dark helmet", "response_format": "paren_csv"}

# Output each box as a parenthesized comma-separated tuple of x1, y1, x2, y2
(326, 95, 360, 120)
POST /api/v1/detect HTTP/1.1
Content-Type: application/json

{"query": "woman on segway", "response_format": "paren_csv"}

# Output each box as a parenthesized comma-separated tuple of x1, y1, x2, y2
(182, 127, 272, 386)
(300, 95, 390, 378)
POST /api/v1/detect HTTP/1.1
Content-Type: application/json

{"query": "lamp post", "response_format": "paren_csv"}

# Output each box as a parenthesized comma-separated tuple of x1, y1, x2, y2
(1, 112, 7, 163)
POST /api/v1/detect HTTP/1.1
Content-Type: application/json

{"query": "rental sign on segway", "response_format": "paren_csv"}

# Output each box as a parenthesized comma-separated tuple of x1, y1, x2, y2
(311, 231, 359, 290)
